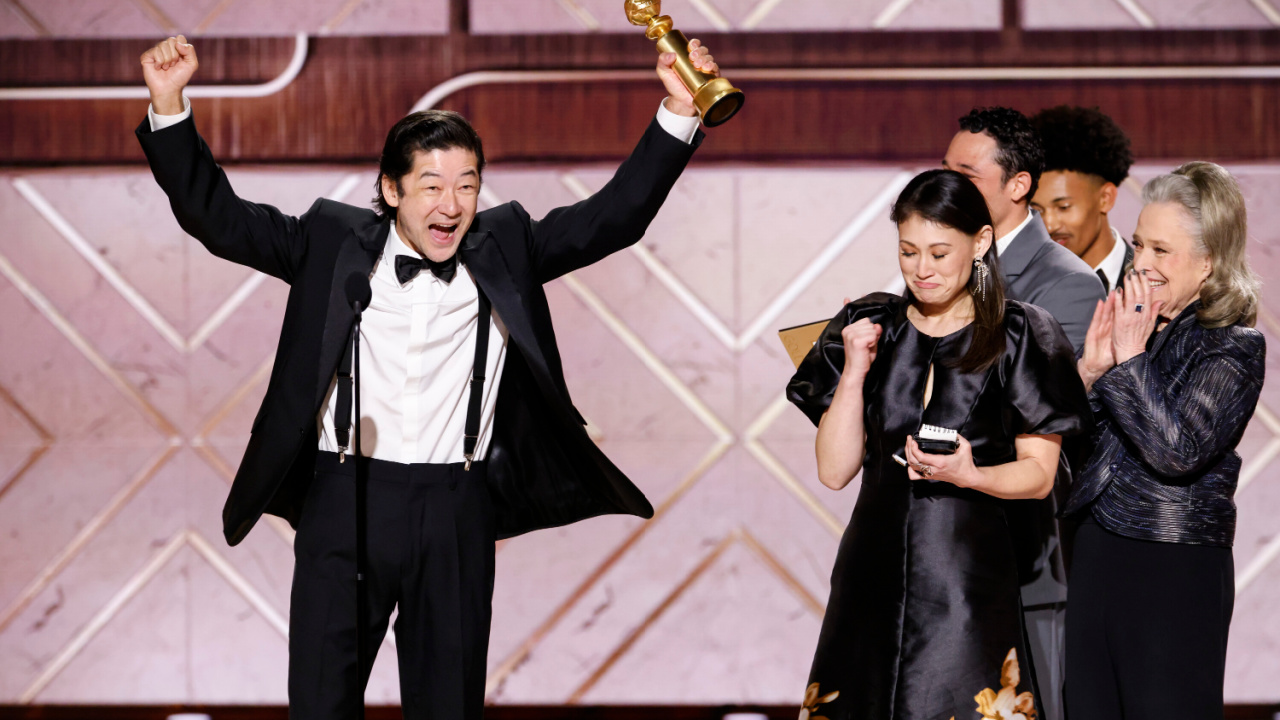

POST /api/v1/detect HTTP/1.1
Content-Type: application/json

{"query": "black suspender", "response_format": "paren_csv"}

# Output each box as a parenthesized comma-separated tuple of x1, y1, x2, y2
(463, 288, 491, 471)
(335, 285, 493, 469)
(335, 326, 355, 462)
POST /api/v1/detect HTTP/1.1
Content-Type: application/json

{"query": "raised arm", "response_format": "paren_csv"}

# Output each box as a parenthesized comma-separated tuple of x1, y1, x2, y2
(137, 36, 309, 282)
(529, 40, 719, 283)
(813, 319, 881, 490)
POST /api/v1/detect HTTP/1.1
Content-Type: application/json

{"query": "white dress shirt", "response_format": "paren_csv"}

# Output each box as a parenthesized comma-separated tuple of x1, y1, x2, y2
(317, 230, 510, 463)
(1095, 226, 1129, 293)
(150, 98, 700, 463)
(995, 208, 1037, 257)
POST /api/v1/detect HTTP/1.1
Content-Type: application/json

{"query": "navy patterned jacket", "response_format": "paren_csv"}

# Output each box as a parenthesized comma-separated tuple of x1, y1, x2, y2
(1063, 300, 1266, 547)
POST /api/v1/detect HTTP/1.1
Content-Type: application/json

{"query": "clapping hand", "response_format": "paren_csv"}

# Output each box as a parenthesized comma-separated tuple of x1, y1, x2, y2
(1078, 271, 1164, 389)
(1112, 269, 1163, 364)
(1079, 291, 1117, 390)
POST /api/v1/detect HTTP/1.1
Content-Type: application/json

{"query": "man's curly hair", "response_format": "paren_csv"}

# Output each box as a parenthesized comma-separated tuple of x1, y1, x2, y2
(1031, 105, 1134, 187)
(958, 107, 1044, 203)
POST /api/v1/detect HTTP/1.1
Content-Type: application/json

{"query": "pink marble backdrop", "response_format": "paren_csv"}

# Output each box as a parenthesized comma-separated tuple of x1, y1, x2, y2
(0, 0, 449, 38)
(2, 0, 1275, 37)
(1, 158, 1279, 705)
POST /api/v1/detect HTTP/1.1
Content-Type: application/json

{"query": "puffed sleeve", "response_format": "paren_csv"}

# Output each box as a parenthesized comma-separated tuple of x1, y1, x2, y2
(1003, 301, 1093, 437)
(786, 292, 901, 426)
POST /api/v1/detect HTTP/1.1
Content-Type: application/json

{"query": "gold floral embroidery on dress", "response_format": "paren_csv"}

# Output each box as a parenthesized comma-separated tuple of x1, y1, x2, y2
(949, 648, 1037, 720)
(798, 682, 839, 720)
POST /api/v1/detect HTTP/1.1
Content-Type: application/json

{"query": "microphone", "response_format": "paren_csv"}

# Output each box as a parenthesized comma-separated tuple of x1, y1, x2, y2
(345, 272, 372, 314)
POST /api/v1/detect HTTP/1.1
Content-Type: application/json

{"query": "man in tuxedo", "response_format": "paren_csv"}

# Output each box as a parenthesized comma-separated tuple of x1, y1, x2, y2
(138, 34, 720, 719)
(1031, 105, 1136, 294)
(944, 107, 1106, 720)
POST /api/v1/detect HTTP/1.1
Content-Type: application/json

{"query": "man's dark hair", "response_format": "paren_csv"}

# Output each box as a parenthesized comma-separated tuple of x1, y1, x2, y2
(1031, 105, 1134, 187)
(373, 110, 486, 219)
(892, 169, 1007, 373)
(958, 106, 1044, 204)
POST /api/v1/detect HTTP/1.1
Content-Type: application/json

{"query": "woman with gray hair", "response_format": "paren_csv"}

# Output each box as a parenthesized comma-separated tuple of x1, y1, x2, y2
(1064, 161, 1264, 719)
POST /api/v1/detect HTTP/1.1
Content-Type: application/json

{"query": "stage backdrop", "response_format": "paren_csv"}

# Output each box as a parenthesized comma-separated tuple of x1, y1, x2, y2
(1, 158, 1279, 704)
(2, 0, 1280, 707)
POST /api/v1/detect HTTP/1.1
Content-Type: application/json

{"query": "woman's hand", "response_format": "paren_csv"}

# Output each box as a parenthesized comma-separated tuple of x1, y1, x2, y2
(1078, 291, 1117, 390)
(1112, 270, 1164, 364)
(906, 434, 1060, 500)
(841, 318, 882, 382)
(904, 435, 982, 488)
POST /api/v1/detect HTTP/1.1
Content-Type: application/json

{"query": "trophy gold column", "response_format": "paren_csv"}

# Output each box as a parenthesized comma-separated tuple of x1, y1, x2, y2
(624, 0, 744, 127)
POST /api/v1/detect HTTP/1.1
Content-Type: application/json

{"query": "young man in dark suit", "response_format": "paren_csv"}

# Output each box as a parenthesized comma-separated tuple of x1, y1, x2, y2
(944, 106, 1106, 353)
(1031, 105, 1136, 295)
(137, 34, 720, 720)
(944, 107, 1107, 720)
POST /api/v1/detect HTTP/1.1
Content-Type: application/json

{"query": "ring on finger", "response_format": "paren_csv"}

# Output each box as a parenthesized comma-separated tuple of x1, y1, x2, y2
(1135, 303, 1144, 313)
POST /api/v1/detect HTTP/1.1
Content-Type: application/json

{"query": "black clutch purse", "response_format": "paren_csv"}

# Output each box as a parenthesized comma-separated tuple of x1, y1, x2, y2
(913, 424, 959, 455)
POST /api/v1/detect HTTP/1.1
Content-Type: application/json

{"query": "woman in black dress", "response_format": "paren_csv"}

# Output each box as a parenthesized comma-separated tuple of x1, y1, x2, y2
(1065, 162, 1264, 719)
(787, 169, 1091, 720)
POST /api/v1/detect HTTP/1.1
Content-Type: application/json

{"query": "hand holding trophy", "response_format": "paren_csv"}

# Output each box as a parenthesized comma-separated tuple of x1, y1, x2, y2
(625, 0, 744, 126)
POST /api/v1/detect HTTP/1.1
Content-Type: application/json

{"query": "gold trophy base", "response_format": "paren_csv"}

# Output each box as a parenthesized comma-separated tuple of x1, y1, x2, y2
(693, 76, 743, 127)
(650, 26, 744, 127)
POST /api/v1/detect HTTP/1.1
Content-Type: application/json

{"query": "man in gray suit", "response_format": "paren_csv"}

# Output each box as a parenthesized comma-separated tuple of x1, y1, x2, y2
(945, 107, 1105, 351)
(945, 107, 1106, 720)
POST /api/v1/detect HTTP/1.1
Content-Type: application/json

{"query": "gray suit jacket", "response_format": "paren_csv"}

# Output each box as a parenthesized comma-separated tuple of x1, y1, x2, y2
(1001, 210, 1107, 353)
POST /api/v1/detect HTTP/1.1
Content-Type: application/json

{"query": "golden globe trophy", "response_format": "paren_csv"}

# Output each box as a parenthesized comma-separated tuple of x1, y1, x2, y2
(624, 0, 744, 127)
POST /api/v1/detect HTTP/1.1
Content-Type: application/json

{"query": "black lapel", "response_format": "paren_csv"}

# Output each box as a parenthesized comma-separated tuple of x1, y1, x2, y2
(459, 228, 553, 382)
(315, 220, 388, 406)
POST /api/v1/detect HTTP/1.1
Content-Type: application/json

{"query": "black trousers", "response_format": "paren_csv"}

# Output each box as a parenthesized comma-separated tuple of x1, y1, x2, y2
(1065, 519, 1234, 720)
(289, 452, 496, 720)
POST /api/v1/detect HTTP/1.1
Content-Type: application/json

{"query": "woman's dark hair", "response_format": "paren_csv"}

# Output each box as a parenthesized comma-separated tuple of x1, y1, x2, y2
(373, 110, 486, 219)
(891, 169, 1007, 373)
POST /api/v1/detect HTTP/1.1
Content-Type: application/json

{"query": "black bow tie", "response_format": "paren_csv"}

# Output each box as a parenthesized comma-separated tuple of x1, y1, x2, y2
(396, 254, 457, 284)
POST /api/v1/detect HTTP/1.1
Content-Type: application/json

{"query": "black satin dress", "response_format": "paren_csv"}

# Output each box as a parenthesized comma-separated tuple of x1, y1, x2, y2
(787, 293, 1091, 720)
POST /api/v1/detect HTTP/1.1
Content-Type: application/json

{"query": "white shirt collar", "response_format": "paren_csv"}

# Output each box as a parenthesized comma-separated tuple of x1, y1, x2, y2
(388, 220, 419, 260)
(1096, 225, 1129, 292)
(995, 208, 1036, 257)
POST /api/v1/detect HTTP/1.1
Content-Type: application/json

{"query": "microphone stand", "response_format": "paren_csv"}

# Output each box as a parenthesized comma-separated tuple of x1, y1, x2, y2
(352, 299, 368, 720)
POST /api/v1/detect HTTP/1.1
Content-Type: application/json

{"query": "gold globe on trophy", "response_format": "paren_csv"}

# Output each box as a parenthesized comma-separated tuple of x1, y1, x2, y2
(624, 0, 744, 127)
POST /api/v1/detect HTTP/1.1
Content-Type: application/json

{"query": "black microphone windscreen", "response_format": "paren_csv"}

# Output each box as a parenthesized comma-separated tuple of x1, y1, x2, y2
(345, 272, 372, 310)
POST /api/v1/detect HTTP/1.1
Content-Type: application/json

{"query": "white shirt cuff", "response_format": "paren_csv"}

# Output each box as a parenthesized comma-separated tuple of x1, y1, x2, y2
(148, 96, 192, 132)
(656, 99, 700, 144)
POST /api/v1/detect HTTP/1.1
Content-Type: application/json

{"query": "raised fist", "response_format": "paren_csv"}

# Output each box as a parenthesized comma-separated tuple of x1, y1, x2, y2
(141, 35, 198, 115)
(841, 317, 882, 380)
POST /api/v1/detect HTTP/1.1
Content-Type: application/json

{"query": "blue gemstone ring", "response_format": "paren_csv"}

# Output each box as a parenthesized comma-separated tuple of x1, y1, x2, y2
(1135, 303, 1144, 313)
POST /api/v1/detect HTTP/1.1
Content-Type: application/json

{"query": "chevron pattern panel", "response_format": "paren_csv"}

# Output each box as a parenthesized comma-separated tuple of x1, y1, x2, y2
(1, 161, 1279, 703)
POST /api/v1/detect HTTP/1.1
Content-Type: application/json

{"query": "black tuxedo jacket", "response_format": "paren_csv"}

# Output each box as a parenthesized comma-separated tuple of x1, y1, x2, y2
(137, 114, 702, 546)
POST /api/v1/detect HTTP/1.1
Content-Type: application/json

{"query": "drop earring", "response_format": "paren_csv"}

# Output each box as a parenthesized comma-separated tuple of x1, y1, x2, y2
(972, 257, 989, 302)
